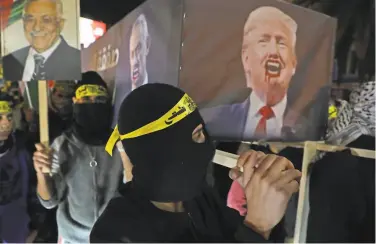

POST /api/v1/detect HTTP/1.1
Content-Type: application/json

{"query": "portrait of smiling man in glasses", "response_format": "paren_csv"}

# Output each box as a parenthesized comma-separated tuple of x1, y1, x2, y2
(2, 0, 81, 81)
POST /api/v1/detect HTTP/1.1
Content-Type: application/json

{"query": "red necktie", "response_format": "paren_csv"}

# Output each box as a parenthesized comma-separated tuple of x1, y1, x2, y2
(255, 106, 275, 136)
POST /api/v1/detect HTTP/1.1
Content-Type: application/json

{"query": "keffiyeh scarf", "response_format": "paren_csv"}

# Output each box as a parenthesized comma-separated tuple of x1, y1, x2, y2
(327, 81, 375, 145)
(315, 81, 375, 161)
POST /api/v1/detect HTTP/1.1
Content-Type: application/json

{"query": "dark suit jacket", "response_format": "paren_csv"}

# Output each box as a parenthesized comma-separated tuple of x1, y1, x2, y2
(200, 87, 329, 142)
(2, 37, 81, 81)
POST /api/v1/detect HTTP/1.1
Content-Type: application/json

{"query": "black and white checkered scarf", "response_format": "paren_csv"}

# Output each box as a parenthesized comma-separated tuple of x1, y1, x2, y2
(314, 81, 375, 161)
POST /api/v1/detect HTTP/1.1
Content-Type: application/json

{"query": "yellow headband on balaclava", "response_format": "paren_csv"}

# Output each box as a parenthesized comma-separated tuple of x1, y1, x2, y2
(75, 84, 108, 99)
(105, 93, 197, 156)
(0, 101, 12, 114)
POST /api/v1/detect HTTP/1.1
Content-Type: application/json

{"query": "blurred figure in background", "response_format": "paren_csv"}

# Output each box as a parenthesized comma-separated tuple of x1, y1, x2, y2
(48, 80, 76, 141)
(0, 94, 43, 243)
(305, 81, 375, 242)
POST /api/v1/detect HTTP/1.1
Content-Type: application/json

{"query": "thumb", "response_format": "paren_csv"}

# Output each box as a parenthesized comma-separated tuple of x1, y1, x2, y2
(229, 167, 242, 181)
(35, 143, 44, 152)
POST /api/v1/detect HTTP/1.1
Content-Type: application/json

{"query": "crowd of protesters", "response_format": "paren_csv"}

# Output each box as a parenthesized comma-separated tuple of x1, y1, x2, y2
(0, 73, 374, 243)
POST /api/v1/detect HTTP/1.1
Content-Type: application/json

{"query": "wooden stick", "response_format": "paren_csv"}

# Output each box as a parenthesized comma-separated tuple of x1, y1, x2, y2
(38, 80, 50, 174)
(245, 141, 375, 159)
(212, 149, 239, 169)
(293, 141, 317, 243)
(38, 80, 49, 147)
(213, 143, 374, 244)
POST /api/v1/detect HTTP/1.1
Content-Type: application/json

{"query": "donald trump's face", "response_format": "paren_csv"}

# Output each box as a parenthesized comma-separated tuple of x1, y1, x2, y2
(242, 7, 297, 106)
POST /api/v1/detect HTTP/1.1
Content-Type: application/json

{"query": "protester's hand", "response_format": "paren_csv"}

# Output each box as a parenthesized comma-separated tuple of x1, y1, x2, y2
(26, 229, 38, 243)
(229, 150, 301, 239)
(229, 150, 265, 186)
(33, 143, 52, 174)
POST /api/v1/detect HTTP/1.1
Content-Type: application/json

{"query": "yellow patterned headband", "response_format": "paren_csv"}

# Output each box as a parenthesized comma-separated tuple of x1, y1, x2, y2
(75, 84, 108, 99)
(105, 93, 197, 156)
(0, 101, 12, 114)
(329, 104, 337, 119)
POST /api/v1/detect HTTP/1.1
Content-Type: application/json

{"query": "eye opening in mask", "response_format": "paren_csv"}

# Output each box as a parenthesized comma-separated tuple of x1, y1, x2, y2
(192, 124, 205, 143)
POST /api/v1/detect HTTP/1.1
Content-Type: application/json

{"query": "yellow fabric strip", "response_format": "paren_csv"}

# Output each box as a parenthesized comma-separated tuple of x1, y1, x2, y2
(0, 101, 12, 114)
(105, 93, 197, 156)
(329, 105, 337, 119)
(75, 84, 107, 99)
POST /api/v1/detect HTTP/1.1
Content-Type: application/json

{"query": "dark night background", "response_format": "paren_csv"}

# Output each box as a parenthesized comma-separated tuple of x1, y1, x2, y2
(80, 0, 145, 27)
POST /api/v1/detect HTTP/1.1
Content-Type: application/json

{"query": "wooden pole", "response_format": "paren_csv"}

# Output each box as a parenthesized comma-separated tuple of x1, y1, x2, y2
(38, 80, 50, 173)
(293, 141, 317, 243)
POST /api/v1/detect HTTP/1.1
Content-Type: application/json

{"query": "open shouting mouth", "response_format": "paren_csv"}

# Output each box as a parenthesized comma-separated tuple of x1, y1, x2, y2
(265, 59, 282, 77)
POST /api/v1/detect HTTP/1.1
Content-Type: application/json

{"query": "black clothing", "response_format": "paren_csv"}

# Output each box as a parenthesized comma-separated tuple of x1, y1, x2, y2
(279, 136, 375, 242)
(90, 182, 285, 243)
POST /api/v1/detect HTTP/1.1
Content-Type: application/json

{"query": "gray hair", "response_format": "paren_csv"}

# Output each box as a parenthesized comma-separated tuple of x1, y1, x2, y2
(23, 0, 64, 19)
(131, 14, 149, 42)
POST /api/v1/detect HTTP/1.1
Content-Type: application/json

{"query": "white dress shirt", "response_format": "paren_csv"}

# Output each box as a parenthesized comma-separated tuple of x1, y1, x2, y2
(243, 92, 287, 139)
(22, 37, 62, 81)
(131, 73, 148, 91)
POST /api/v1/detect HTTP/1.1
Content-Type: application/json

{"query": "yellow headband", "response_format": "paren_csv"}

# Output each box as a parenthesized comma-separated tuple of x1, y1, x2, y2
(329, 105, 337, 119)
(75, 84, 107, 99)
(0, 101, 12, 114)
(105, 93, 197, 156)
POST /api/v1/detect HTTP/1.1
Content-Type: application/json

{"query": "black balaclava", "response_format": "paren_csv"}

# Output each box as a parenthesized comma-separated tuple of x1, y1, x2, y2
(73, 71, 112, 145)
(117, 84, 215, 202)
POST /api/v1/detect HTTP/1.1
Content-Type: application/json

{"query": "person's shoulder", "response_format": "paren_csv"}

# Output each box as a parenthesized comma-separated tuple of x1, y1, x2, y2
(11, 130, 33, 156)
(3, 46, 29, 62)
(59, 37, 80, 54)
(50, 130, 74, 152)
(13, 129, 30, 145)
(4, 46, 29, 57)
(90, 189, 149, 242)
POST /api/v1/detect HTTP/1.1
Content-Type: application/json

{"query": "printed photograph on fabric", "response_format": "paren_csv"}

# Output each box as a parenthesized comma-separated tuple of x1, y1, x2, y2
(179, 0, 337, 142)
(0, 0, 81, 81)
(111, 0, 183, 126)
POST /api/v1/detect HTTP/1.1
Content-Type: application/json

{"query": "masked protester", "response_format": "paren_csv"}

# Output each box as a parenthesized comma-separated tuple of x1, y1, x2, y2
(33, 72, 123, 243)
(304, 81, 375, 242)
(0, 94, 42, 242)
(90, 84, 301, 242)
